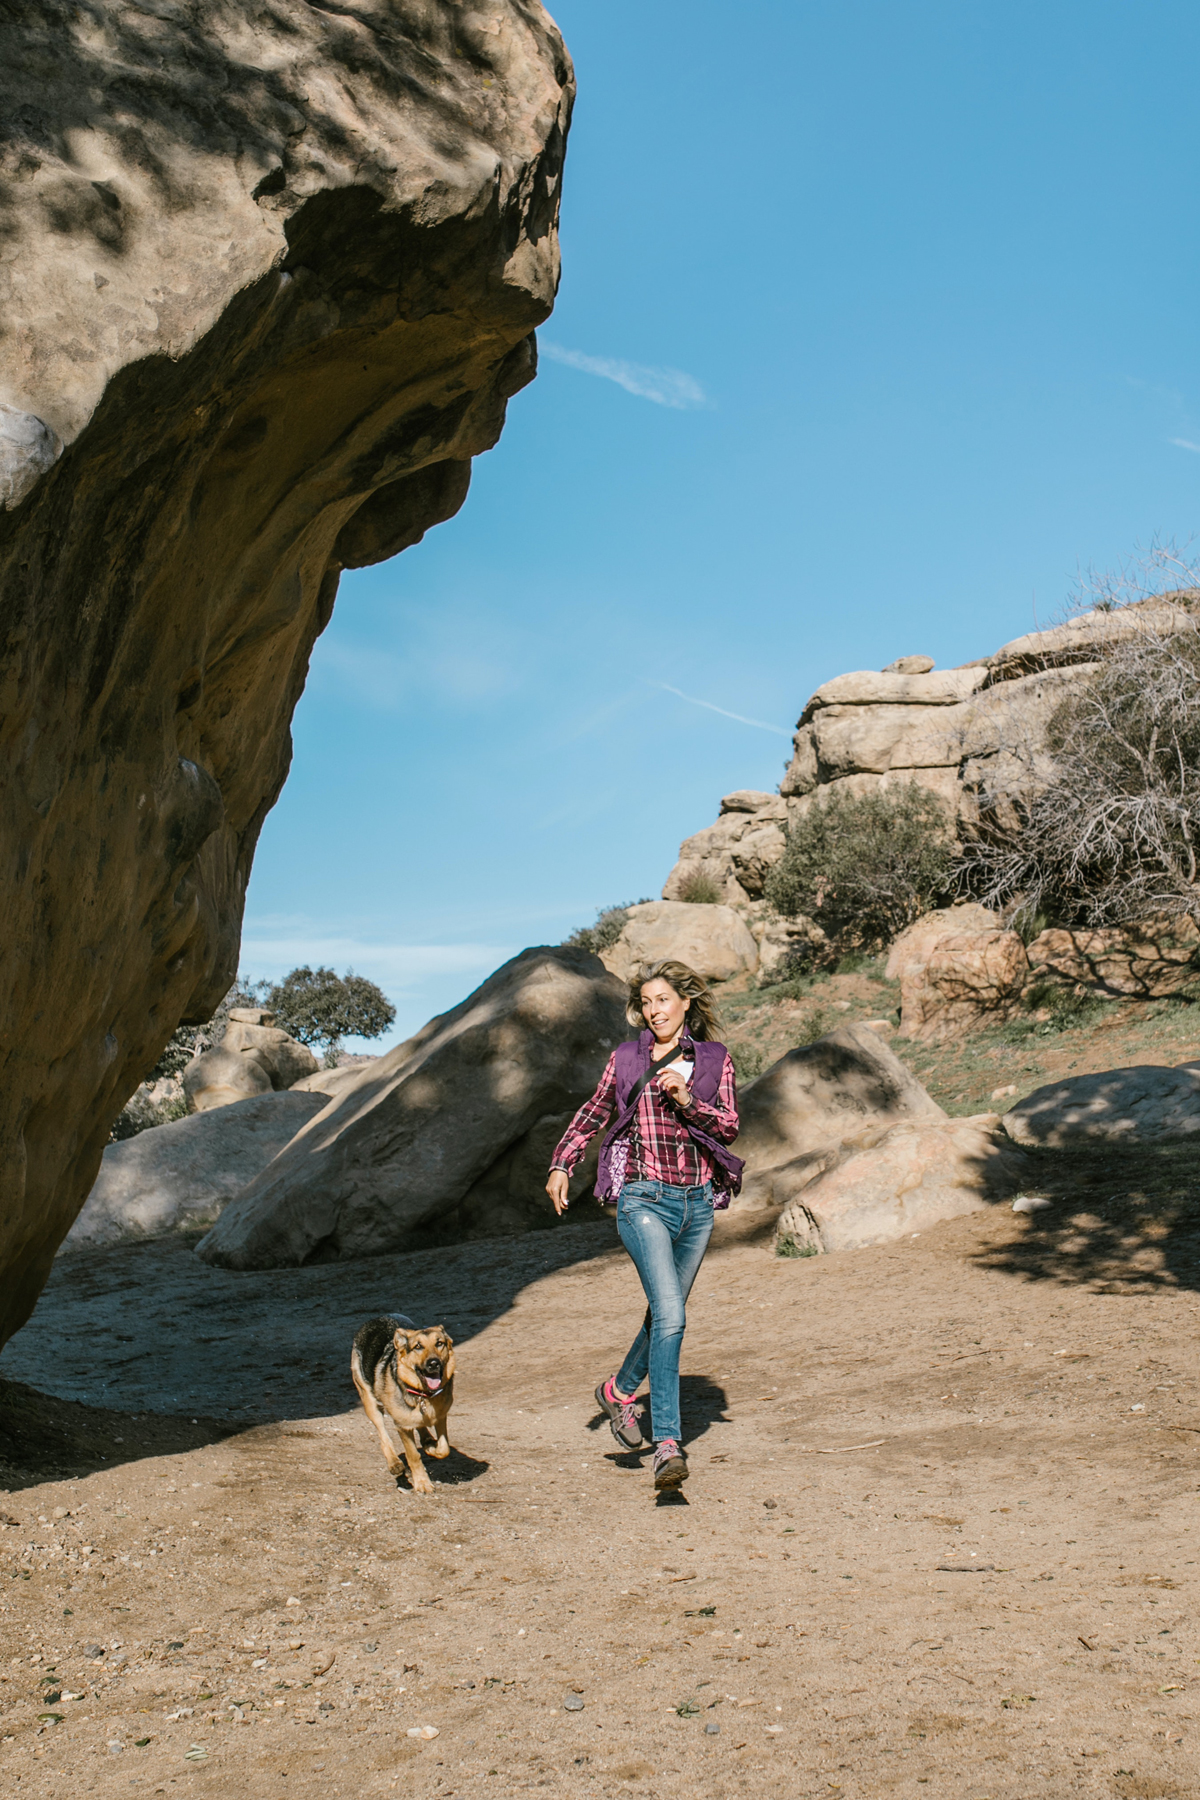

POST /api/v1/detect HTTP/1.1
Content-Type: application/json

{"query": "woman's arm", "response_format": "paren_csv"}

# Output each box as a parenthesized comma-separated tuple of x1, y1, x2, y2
(682, 1052, 739, 1143)
(548, 1052, 618, 1175)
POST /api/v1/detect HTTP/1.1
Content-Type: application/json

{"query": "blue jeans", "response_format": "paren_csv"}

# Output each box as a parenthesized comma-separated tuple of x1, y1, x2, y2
(615, 1180, 714, 1445)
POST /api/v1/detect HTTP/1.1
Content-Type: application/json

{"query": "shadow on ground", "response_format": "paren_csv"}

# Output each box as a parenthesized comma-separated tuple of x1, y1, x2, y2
(971, 1141, 1200, 1292)
(0, 1219, 625, 1486)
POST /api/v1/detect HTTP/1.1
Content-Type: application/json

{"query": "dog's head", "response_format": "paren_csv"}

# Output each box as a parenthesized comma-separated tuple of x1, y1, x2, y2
(394, 1325, 455, 1395)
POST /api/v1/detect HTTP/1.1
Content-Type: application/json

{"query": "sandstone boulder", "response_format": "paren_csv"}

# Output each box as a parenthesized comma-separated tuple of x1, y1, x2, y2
(599, 902, 759, 984)
(0, 1, 572, 1350)
(221, 1011, 319, 1089)
(734, 1024, 946, 1210)
(740, 902, 827, 981)
(775, 1114, 1027, 1254)
(1026, 919, 1200, 999)
(1002, 1063, 1200, 1148)
(663, 795, 787, 905)
(291, 1055, 381, 1102)
(196, 947, 627, 1269)
(65, 1091, 329, 1250)
(886, 906, 1027, 1040)
(182, 1046, 274, 1113)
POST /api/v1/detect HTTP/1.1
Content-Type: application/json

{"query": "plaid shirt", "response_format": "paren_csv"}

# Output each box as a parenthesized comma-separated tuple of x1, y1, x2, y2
(551, 1047, 739, 1189)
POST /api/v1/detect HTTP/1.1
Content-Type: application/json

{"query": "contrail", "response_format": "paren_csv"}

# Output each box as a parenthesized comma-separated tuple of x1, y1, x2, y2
(653, 683, 791, 736)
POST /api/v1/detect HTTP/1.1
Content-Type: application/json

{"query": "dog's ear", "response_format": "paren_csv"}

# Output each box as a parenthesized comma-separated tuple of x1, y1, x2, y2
(392, 1329, 415, 1355)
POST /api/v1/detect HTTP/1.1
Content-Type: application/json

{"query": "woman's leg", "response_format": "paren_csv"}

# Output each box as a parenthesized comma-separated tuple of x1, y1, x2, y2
(614, 1308, 651, 1400)
(617, 1188, 711, 1443)
(645, 1192, 713, 1441)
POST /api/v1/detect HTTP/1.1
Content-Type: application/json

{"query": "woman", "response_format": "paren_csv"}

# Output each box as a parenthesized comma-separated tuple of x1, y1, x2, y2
(546, 960, 742, 1492)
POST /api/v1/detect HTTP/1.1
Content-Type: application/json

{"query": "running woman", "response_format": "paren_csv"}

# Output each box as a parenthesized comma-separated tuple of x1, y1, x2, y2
(545, 959, 742, 1491)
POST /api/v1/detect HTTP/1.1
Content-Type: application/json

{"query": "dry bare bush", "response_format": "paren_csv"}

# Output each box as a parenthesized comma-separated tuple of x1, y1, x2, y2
(961, 553, 1200, 931)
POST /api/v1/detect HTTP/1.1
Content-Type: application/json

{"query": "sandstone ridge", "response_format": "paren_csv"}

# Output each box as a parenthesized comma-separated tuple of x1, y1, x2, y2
(0, 1, 573, 1350)
(663, 599, 1192, 907)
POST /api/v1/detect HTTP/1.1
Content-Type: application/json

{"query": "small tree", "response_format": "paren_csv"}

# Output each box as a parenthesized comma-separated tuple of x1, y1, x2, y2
(961, 604, 1200, 930)
(764, 782, 954, 951)
(262, 966, 396, 1056)
(564, 900, 653, 957)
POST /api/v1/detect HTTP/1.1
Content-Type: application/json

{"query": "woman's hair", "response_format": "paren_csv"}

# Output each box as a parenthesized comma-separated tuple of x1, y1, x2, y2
(626, 960, 722, 1041)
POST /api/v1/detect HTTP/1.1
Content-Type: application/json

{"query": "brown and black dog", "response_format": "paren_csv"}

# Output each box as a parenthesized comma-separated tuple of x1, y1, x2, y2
(351, 1315, 455, 1493)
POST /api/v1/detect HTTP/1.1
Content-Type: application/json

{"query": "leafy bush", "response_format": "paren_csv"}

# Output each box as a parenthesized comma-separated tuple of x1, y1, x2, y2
(110, 1092, 189, 1142)
(728, 1040, 767, 1081)
(764, 783, 954, 951)
(564, 899, 653, 957)
(260, 966, 396, 1053)
(676, 871, 722, 904)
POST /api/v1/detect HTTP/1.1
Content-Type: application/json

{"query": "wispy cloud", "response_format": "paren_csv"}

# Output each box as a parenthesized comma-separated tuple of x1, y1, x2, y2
(1170, 437, 1200, 453)
(238, 930, 513, 991)
(540, 341, 707, 410)
(653, 682, 791, 736)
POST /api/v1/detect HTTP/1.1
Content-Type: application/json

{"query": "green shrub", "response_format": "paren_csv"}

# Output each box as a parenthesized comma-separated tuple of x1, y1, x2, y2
(564, 899, 653, 957)
(676, 871, 723, 905)
(728, 1040, 767, 1081)
(764, 782, 954, 952)
(776, 1234, 819, 1259)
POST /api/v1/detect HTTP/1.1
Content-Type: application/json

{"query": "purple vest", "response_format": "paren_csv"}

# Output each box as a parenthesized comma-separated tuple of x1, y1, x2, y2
(594, 1029, 744, 1206)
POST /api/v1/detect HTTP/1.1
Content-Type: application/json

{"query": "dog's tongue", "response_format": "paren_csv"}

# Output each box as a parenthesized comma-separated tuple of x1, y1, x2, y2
(425, 1375, 442, 1392)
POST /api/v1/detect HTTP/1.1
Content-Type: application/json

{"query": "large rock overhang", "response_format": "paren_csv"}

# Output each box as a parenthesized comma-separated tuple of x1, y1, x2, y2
(0, 1, 573, 1349)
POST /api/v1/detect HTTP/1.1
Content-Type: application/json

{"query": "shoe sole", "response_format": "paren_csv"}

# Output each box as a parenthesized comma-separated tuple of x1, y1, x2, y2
(595, 1383, 646, 1450)
(654, 1457, 688, 1490)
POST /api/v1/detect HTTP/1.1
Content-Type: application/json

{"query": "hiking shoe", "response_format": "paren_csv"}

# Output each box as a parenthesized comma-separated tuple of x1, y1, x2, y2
(653, 1439, 688, 1490)
(595, 1378, 646, 1450)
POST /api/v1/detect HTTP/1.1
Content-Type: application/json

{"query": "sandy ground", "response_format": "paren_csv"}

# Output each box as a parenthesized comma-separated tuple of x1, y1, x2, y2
(2, 1187, 1200, 1800)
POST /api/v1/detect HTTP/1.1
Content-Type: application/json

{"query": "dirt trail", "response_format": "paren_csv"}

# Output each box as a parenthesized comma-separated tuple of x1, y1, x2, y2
(2, 1202, 1199, 1800)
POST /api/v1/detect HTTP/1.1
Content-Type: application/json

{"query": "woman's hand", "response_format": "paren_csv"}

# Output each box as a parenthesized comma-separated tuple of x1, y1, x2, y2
(657, 1068, 692, 1109)
(546, 1168, 570, 1215)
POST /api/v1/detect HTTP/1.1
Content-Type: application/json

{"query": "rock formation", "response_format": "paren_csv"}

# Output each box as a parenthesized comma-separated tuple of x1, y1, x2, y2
(598, 901, 760, 985)
(65, 1091, 330, 1250)
(181, 1007, 318, 1110)
(1002, 1062, 1200, 1147)
(886, 904, 1200, 1041)
(663, 600, 1193, 908)
(733, 1023, 947, 1210)
(774, 1113, 1027, 1255)
(0, 3, 573, 1350)
(196, 946, 626, 1269)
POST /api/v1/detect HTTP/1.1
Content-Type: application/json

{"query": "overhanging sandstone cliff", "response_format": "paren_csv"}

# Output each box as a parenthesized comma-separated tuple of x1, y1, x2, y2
(0, 0, 573, 1349)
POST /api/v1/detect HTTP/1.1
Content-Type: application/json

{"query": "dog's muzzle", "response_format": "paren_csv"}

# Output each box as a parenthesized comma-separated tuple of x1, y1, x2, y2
(423, 1359, 444, 1392)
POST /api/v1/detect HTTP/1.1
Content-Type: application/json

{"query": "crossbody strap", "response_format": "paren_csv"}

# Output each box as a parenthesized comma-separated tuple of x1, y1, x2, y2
(627, 1041, 695, 1115)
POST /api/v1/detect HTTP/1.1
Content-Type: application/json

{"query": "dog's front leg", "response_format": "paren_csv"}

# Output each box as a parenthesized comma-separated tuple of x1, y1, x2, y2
(399, 1427, 434, 1494)
(427, 1405, 452, 1459)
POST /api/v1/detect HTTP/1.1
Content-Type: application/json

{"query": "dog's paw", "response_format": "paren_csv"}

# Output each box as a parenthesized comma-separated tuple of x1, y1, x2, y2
(428, 1440, 451, 1460)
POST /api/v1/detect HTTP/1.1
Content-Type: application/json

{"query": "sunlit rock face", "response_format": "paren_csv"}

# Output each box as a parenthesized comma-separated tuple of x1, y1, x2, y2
(0, 0, 573, 1349)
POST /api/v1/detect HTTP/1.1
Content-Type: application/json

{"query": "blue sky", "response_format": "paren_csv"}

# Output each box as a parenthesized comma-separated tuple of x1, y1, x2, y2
(242, 0, 1200, 1047)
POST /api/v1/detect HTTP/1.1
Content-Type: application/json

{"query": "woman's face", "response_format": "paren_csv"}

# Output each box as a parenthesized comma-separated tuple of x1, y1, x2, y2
(640, 979, 687, 1043)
